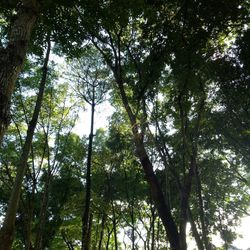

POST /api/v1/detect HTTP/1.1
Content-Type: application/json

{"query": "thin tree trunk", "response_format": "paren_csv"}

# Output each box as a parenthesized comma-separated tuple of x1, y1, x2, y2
(23, 148, 40, 250)
(98, 213, 106, 250)
(105, 226, 113, 250)
(156, 218, 160, 250)
(0, 39, 50, 250)
(179, 190, 189, 250)
(34, 172, 51, 250)
(111, 202, 118, 250)
(87, 213, 93, 248)
(179, 156, 196, 250)
(131, 199, 135, 250)
(195, 163, 211, 250)
(0, 0, 39, 143)
(24, 185, 36, 250)
(93, 213, 100, 250)
(187, 207, 204, 250)
(151, 205, 155, 250)
(61, 229, 74, 250)
(124, 170, 136, 250)
(82, 100, 95, 250)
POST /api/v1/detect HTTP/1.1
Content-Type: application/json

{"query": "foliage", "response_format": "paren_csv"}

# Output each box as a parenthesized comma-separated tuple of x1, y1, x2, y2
(0, 1, 250, 249)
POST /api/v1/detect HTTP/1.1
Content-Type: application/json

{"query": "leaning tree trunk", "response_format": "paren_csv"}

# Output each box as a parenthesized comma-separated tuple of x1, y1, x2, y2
(0, 0, 39, 143)
(0, 39, 50, 250)
(115, 77, 182, 250)
(92, 32, 182, 249)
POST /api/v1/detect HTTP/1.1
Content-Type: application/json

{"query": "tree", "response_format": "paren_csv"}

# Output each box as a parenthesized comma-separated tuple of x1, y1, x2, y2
(0, 1, 249, 249)
(69, 47, 109, 250)
(73, 1, 249, 248)
(0, 37, 50, 250)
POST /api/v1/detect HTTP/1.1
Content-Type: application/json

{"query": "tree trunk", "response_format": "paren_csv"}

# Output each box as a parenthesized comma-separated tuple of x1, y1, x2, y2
(131, 200, 135, 250)
(150, 205, 155, 250)
(179, 190, 189, 250)
(187, 207, 204, 250)
(105, 226, 113, 250)
(87, 213, 93, 249)
(98, 213, 106, 250)
(0, 39, 50, 250)
(195, 163, 211, 250)
(0, 0, 39, 143)
(34, 172, 51, 250)
(115, 79, 182, 250)
(156, 218, 160, 250)
(24, 186, 36, 250)
(124, 170, 136, 250)
(61, 229, 74, 250)
(82, 100, 95, 250)
(111, 202, 118, 250)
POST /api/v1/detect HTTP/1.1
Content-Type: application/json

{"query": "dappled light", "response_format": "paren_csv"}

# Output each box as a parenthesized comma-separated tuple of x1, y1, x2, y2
(0, 1, 249, 249)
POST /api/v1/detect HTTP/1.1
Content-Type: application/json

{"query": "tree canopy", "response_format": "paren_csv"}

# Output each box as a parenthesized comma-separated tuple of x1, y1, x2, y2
(0, 1, 249, 250)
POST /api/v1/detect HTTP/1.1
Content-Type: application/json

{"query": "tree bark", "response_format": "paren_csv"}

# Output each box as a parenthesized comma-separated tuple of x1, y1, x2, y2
(0, 39, 50, 250)
(0, 0, 39, 143)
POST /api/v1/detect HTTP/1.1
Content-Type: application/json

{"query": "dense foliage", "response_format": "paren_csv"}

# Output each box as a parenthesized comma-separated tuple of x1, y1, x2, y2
(0, 1, 249, 249)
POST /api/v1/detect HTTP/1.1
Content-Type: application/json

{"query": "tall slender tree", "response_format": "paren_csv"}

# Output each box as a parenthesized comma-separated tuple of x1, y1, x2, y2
(0, 36, 50, 250)
(69, 48, 109, 250)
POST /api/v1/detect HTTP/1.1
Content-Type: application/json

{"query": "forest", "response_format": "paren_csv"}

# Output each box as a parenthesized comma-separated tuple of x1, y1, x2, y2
(0, 0, 250, 249)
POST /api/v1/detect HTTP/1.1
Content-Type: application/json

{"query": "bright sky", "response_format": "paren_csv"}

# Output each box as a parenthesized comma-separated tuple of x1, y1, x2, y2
(72, 100, 115, 136)
(232, 216, 250, 249)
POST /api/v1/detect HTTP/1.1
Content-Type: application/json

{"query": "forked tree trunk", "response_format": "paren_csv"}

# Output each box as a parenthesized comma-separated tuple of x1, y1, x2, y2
(0, 39, 50, 250)
(0, 0, 39, 143)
